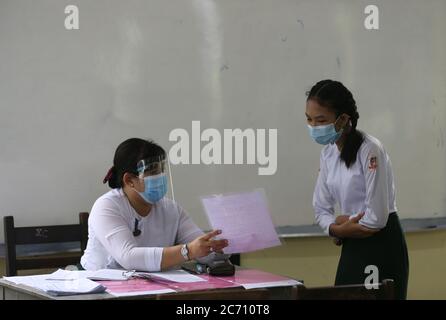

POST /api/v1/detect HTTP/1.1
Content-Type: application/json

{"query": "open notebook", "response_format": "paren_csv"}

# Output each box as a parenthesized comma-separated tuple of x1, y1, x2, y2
(46, 269, 206, 283)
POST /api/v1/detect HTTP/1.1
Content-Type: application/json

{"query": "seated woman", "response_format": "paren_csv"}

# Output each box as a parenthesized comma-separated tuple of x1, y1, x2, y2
(81, 138, 228, 271)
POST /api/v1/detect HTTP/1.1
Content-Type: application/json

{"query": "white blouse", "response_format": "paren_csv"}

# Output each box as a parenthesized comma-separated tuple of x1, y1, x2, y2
(313, 133, 397, 234)
(80, 189, 204, 271)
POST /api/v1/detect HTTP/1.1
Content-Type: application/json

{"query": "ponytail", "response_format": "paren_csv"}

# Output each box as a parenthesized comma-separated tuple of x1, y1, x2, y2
(341, 110, 364, 168)
(103, 166, 119, 188)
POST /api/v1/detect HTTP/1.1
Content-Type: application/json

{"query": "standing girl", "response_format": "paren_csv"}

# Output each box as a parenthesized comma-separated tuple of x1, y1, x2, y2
(305, 80, 409, 299)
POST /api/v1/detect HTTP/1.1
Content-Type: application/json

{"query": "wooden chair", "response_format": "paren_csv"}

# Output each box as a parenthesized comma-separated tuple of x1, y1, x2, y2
(293, 279, 395, 300)
(157, 288, 270, 300)
(3, 212, 89, 276)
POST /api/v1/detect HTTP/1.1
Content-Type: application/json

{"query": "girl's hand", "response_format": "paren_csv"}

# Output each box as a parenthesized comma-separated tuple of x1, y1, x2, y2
(335, 215, 350, 225)
(330, 213, 379, 239)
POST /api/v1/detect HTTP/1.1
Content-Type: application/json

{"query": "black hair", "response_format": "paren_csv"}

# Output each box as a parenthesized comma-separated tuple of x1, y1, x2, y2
(306, 79, 364, 168)
(104, 138, 166, 189)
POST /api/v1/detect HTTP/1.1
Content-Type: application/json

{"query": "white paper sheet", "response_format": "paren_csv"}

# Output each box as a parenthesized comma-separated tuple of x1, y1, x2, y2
(3, 274, 106, 296)
(46, 269, 93, 280)
(87, 269, 129, 281)
(3, 274, 50, 286)
(201, 189, 281, 254)
(146, 270, 206, 283)
(107, 289, 176, 297)
(242, 280, 301, 289)
(47, 269, 130, 281)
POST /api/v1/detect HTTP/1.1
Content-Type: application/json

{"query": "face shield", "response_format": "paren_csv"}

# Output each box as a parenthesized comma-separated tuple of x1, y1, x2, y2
(135, 154, 175, 203)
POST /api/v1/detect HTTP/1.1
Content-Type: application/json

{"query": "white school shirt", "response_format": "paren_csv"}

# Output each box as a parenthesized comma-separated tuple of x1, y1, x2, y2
(80, 189, 204, 271)
(313, 133, 397, 234)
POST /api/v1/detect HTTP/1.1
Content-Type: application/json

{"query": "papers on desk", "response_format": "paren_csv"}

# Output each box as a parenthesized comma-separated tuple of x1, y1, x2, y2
(3, 274, 106, 296)
(201, 189, 281, 254)
(46, 268, 205, 283)
(45, 269, 204, 297)
(3, 268, 300, 297)
(42, 278, 106, 296)
(3, 268, 203, 297)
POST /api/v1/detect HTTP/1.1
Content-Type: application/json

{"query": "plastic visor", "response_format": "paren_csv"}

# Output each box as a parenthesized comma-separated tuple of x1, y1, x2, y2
(136, 155, 175, 201)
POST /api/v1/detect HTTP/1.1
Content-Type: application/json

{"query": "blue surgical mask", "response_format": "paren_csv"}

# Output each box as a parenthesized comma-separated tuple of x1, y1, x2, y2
(138, 173, 168, 204)
(307, 119, 343, 145)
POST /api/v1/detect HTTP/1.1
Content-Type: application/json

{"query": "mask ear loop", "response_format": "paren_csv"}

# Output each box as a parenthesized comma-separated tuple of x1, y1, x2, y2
(166, 155, 175, 202)
(335, 114, 351, 132)
(333, 116, 341, 130)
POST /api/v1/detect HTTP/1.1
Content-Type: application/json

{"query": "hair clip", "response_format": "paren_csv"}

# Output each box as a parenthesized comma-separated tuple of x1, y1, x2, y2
(103, 166, 114, 184)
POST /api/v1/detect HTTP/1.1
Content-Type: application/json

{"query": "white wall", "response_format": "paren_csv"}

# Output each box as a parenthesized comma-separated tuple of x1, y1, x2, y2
(0, 0, 445, 240)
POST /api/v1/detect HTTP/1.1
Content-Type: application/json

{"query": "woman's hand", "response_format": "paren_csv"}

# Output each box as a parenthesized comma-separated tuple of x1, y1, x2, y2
(329, 213, 379, 239)
(188, 230, 228, 260)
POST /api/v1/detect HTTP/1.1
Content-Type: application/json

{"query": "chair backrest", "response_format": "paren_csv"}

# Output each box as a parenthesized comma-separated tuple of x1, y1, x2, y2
(294, 279, 395, 300)
(157, 288, 270, 300)
(3, 212, 89, 276)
